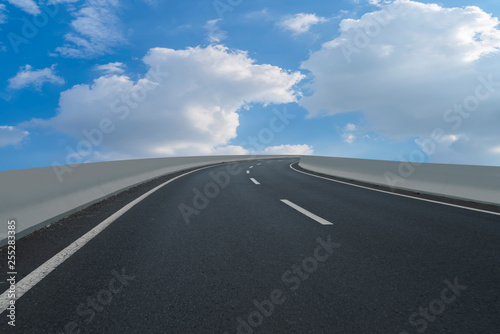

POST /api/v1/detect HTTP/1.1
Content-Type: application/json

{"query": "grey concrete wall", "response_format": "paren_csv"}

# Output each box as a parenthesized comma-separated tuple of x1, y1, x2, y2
(299, 155, 500, 206)
(0, 155, 289, 246)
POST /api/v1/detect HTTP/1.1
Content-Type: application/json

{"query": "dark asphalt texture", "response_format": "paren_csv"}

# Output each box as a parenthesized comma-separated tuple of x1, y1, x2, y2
(0, 158, 499, 333)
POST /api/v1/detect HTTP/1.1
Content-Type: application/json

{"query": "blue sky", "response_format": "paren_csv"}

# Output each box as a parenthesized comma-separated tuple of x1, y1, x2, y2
(1, 0, 500, 171)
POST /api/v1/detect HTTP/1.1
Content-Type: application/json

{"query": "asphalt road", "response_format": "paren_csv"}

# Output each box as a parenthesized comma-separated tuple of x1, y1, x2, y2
(0, 158, 499, 333)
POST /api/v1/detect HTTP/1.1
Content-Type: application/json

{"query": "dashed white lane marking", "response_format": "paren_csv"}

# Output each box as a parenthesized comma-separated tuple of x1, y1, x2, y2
(249, 166, 254, 169)
(257, 163, 262, 165)
(246, 170, 250, 174)
(250, 178, 261, 185)
(280, 199, 333, 225)
(0, 164, 220, 314)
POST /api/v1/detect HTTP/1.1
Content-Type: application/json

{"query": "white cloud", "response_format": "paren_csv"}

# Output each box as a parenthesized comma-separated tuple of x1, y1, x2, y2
(345, 123, 356, 131)
(212, 145, 250, 155)
(56, 0, 125, 58)
(260, 144, 314, 155)
(209, 143, 315, 156)
(8, 64, 65, 90)
(0, 4, 7, 24)
(245, 9, 271, 21)
(212, 143, 314, 155)
(278, 13, 327, 34)
(342, 134, 356, 144)
(48, 0, 80, 4)
(6, 0, 40, 15)
(341, 123, 358, 144)
(342, 124, 355, 143)
(204, 19, 227, 43)
(95, 62, 126, 75)
(29, 45, 304, 158)
(0, 126, 29, 147)
(300, 0, 500, 165)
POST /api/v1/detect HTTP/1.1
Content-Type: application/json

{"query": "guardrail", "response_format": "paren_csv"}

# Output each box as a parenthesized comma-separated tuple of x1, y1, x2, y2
(299, 155, 500, 207)
(0, 155, 291, 247)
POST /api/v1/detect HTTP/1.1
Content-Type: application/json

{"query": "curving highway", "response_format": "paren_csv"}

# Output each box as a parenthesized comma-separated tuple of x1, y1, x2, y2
(0, 158, 499, 333)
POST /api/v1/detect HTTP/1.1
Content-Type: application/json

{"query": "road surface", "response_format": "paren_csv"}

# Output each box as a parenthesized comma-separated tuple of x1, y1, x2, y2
(0, 158, 499, 333)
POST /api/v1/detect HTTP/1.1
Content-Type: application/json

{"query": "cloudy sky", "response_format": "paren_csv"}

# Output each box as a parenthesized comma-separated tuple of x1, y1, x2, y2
(1, 0, 499, 171)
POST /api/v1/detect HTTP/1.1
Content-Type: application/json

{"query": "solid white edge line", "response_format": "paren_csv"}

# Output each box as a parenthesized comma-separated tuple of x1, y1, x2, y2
(250, 178, 260, 185)
(280, 199, 333, 225)
(0, 163, 223, 314)
(289, 163, 500, 217)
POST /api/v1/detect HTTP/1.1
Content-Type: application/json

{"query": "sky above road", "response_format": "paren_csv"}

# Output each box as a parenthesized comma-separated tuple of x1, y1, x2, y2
(1, 0, 500, 171)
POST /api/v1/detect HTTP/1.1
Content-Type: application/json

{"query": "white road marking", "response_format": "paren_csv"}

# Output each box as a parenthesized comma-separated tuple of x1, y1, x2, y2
(0, 163, 221, 314)
(257, 163, 262, 165)
(280, 199, 333, 225)
(289, 163, 500, 217)
(246, 170, 250, 174)
(250, 178, 260, 185)
(249, 166, 254, 169)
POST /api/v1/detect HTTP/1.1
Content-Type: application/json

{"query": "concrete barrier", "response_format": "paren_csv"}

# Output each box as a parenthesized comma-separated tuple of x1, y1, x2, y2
(0, 155, 290, 246)
(299, 155, 500, 206)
